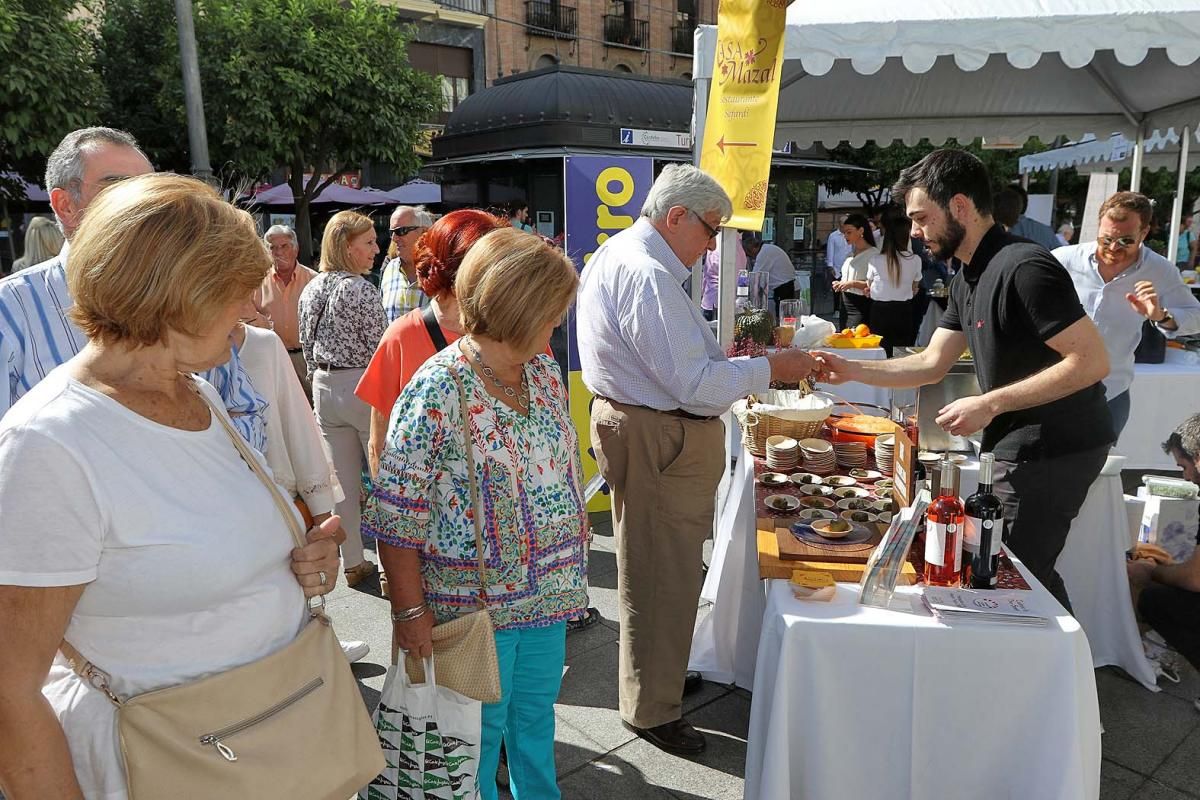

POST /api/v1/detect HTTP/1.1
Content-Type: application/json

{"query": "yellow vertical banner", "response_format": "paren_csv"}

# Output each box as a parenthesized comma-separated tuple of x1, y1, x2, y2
(699, 0, 789, 231)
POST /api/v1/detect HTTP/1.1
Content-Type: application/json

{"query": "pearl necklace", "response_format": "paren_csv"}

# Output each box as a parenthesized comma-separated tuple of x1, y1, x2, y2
(465, 337, 529, 410)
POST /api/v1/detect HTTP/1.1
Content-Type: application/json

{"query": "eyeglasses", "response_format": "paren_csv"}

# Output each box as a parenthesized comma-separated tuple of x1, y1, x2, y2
(690, 210, 721, 240)
(1098, 235, 1139, 250)
(390, 225, 422, 238)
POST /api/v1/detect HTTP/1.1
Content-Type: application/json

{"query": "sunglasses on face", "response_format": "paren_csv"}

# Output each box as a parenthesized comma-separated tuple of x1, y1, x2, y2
(689, 210, 720, 240)
(390, 225, 422, 238)
(1098, 235, 1139, 250)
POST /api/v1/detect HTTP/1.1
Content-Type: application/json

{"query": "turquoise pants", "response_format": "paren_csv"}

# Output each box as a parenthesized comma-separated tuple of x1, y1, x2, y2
(479, 622, 566, 800)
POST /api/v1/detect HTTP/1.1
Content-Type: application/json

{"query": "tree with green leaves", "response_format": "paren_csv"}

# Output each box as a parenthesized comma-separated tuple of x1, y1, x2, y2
(99, 0, 441, 263)
(822, 139, 1047, 216)
(0, 0, 104, 202)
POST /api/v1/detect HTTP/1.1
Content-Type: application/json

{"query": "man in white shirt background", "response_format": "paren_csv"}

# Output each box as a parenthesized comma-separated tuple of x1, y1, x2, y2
(1054, 191, 1200, 435)
(825, 220, 852, 327)
(252, 224, 318, 396)
(578, 164, 820, 756)
(743, 232, 796, 318)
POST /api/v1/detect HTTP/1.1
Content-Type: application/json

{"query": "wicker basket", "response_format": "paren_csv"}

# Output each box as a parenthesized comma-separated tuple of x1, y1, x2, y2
(733, 393, 833, 457)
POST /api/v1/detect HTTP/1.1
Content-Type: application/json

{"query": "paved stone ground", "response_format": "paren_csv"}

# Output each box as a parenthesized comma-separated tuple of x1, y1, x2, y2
(330, 511, 1200, 800)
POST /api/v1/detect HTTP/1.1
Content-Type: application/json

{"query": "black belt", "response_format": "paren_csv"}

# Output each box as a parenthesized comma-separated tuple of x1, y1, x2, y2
(594, 395, 717, 422)
(315, 364, 362, 372)
(286, 347, 303, 354)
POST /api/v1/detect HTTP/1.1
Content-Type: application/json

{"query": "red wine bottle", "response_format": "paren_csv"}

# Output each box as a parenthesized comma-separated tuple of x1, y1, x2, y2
(924, 461, 964, 587)
(963, 453, 1004, 589)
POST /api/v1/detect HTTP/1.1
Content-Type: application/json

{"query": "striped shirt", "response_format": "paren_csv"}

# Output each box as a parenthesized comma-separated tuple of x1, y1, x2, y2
(379, 258, 428, 323)
(0, 250, 268, 450)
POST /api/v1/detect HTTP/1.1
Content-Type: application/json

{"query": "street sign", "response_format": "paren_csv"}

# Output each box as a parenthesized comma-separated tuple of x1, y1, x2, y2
(618, 128, 691, 149)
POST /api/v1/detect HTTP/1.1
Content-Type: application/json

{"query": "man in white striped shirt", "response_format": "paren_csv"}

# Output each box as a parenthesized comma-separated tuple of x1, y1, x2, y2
(579, 164, 819, 755)
(0, 127, 267, 449)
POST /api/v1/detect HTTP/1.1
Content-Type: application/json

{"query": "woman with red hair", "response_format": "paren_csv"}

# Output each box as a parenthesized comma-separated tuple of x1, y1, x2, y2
(357, 209, 504, 484)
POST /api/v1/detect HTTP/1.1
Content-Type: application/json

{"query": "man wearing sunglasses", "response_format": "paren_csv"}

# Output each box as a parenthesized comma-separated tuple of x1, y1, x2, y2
(1054, 192, 1200, 435)
(380, 205, 430, 323)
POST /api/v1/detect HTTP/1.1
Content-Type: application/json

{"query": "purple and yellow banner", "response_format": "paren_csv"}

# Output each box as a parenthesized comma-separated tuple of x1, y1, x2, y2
(699, 0, 789, 231)
(563, 155, 654, 511)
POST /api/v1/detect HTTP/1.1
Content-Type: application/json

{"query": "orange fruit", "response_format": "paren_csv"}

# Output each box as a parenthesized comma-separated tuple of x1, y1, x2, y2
(854, 324, 870, 338)
(841, 328, 853, 336)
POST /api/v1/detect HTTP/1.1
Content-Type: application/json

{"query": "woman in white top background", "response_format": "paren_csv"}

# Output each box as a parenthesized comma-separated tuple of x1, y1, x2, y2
(864, 205, 922, 356)
(831, 213, 878, 329)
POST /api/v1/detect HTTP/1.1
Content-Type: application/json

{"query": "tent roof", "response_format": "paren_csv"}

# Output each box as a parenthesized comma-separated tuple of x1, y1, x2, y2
(249, 183, 392, 206)
(1020, 130, 1200, 174)
(695, 0, 1200, 147)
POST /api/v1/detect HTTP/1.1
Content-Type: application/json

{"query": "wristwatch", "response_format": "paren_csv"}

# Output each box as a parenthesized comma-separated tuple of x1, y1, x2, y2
(1154, 309, 1175, 325)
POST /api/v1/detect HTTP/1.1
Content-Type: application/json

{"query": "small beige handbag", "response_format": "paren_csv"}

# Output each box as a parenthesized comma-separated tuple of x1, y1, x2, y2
(59, 381, 384, 800)
(401, 362, 501, 703)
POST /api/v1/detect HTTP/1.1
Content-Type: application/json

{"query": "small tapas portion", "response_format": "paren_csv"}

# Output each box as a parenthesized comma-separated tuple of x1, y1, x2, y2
(765, 494, 801, 513)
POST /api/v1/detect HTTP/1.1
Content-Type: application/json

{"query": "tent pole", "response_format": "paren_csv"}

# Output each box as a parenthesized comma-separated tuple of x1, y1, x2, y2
(1167, 125, 1190, 265)
(692, 77, 710, 306)
(1130, 125, 1145, 193)
(717, 228, 737, 348)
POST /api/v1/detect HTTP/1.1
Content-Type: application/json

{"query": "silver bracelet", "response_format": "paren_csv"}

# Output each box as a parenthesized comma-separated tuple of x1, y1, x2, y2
(390, 604, 428, 623)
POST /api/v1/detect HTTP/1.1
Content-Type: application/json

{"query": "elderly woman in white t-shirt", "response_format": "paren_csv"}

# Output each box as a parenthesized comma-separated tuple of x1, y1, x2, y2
(0, 174, 341, 799)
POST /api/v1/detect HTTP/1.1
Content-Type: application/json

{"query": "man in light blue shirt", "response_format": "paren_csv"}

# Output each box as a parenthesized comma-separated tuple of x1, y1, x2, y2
(1054, 191, 1200, 435)
(0, 127, 267, 449)
(1007, 185, 1061, 252)
(579, 164, 818, 756)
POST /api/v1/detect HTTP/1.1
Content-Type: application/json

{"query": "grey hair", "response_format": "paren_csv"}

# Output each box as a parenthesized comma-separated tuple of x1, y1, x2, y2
(640, 164, 732, 223)
(1058, 222, 1074, 234)
(263, 224, 298, 246)
(414, 205, 433, 227)
(1163, 414, 1200, 463)
(44, 127, 145, 197)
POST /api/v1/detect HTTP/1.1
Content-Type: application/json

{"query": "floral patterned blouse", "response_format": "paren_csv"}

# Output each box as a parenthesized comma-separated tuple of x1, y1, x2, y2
(362, 347, 588, 630)
(297, 271, 387, 377)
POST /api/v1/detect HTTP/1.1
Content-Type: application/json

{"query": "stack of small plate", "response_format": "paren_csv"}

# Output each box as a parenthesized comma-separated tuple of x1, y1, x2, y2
(765, 436, 800, 471)
(874, 434, 895, 476)
(833, 441, 868, 470)
(799, 438, 837, 474)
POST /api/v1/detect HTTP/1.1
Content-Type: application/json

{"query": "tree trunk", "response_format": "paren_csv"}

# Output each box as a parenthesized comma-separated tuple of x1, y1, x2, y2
(290, 161, 314, 266)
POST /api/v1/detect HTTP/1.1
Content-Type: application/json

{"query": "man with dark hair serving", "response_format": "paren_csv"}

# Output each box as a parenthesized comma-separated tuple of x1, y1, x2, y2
(819, 149, 1115, 609)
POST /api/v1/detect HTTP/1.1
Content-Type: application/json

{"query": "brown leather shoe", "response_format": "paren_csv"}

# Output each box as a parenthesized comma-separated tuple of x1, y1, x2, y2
(344, 560, 377, 588)
(622, 718, 706, 755)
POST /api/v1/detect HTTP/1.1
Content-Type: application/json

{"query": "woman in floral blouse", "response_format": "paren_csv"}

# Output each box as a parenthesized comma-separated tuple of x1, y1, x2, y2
(298, 210, 386, 587)
(363, 227, 587, 800)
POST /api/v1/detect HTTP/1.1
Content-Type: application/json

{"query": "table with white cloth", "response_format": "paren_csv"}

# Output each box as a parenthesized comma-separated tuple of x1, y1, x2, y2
(744, 574, 1101, 800)
(809, 346, 890, 410)
(1115, 349, 1200, 471)
(690, 447, 1114, 798)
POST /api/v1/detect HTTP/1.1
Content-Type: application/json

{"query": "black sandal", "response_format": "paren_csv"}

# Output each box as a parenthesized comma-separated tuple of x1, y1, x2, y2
(566, 607, 602, 633)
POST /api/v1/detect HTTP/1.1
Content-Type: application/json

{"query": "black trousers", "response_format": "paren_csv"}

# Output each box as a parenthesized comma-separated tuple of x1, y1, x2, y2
(771, 281, 796, 319)
(869, 299, 914, 357)
(1139, 584, 1200, 672)
(992, 445, 1109, 611)
(842, 292, 872, 329)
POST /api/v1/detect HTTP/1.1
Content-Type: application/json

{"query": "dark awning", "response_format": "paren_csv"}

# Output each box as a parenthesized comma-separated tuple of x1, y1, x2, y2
(424, 145, 873, 174)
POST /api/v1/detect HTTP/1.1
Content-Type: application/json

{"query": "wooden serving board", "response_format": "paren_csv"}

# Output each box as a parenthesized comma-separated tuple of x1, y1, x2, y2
(764, 518, 882, 563)
(755, 527, 917, 584)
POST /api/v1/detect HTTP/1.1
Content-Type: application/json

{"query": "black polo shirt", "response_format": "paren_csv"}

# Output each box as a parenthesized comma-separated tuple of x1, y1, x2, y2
(939, 224, 1114, 461)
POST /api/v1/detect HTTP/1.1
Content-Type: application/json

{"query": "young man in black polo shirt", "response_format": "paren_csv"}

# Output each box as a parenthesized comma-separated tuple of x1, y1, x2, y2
(818, 149, 1114, 609)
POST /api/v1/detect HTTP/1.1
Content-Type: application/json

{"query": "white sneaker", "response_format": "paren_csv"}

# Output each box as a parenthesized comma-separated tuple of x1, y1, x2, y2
(340, 640, 370, 663)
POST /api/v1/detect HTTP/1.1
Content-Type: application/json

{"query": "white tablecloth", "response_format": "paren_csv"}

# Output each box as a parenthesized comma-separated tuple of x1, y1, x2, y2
(955, 456, 1158, 691)
(1116, 351, 1200, 470)
(744, 574, 1101, 800)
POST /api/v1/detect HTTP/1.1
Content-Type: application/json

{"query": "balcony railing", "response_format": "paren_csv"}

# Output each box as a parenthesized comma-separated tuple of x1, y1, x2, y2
(437, 0, 488, 13)
(525, 0, 577, 38)
(671, 25, 693, 54)
(603, 14, 648, 48)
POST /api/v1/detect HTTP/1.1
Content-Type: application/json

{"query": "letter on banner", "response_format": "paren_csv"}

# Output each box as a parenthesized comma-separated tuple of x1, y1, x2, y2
(699, 0, 788, 232)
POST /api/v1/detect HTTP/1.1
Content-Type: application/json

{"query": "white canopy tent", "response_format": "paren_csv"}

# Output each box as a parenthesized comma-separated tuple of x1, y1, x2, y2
(693, 0, 1200, 341)
(1020, 130, 1200, 175)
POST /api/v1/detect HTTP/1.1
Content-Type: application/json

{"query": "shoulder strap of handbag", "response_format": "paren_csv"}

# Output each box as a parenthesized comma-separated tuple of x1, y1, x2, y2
(422, 305, 449, 351)
(59, 378, 318, 705)
(447, 358, 488, 609)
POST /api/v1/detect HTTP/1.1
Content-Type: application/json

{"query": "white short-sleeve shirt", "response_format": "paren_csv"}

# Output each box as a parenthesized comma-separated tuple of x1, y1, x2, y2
(866, 251, 922, 302)
(0, 365, 306, 800)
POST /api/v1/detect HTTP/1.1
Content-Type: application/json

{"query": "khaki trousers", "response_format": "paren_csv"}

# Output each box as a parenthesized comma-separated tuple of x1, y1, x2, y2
(590, 398, 725, 728)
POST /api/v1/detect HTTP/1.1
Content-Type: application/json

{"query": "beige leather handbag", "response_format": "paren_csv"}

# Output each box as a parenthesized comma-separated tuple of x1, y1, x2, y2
(401, 362, 501, 703)
(59, 382, 384, 800)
